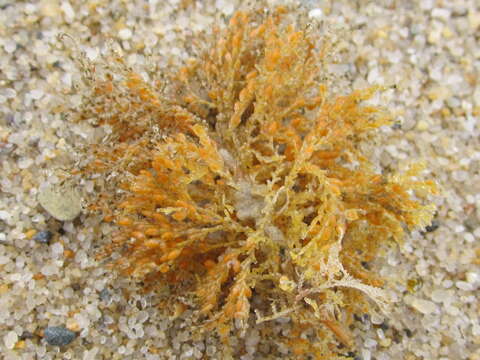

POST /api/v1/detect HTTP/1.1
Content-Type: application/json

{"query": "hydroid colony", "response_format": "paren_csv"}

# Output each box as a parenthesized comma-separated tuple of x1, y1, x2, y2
(71, 6, 436, 358)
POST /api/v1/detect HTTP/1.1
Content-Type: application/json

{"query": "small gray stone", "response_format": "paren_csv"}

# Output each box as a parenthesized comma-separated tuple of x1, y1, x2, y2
(33, 230, 53, 244)
(424, 220, 439, 233)
(99, 288, 111, 303)
(38, 184, 82, 221)
(44, 326, 77, 346)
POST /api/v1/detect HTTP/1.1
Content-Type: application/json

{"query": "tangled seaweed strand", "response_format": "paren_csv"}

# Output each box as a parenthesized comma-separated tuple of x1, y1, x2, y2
(70, 6, 437, 358)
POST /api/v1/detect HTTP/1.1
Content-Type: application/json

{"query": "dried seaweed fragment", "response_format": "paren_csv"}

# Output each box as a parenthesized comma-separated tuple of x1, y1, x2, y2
(71, 6, 437, 357)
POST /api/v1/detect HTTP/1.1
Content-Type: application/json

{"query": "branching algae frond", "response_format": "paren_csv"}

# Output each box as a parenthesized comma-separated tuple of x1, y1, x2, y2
(71, 7, 437, 358)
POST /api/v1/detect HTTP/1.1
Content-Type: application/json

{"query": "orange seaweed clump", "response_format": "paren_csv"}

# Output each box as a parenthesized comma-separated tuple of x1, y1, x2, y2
(73, 6, 437, 358)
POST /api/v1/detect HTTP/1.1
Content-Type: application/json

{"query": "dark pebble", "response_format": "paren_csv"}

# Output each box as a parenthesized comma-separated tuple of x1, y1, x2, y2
(361, 261, 371, 270)
(392, 121, 402, 130)
(380, 321, 389, 331)
(99, 288, 111, 302)
(20, 331, 35, 340)
(33, 230, 53, 244)
(44, 326, 77, 346)
(424, 220, 439, 233)
(354, 313, 370, 323)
